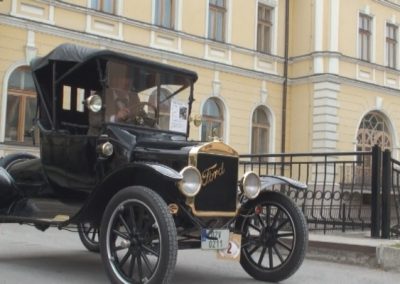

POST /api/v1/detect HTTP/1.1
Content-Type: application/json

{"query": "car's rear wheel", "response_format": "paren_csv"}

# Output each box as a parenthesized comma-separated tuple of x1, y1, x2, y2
(237, 191, 308, 282)
(78, 223, 100, 252)
(100, 186, 177, 284)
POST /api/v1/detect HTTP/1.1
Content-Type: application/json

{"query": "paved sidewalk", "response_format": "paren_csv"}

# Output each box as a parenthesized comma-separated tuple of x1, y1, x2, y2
(307, 232, 400, 272)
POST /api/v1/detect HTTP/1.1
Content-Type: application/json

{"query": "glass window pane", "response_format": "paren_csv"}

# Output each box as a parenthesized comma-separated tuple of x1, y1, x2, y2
(209, 11, 215, 38)
(203, 99, 221, 117)
(9, 69, 23, 89)
(5, 95, 20, 142)
(155, 0, 161, 25)
(163, 0, 171, 27)
(102, 0, 114, 13)
(24, 97, 36, 141)
(24, 72, 35, 91)
(216, 12, 223, 41)
(91, 0, 99, 9)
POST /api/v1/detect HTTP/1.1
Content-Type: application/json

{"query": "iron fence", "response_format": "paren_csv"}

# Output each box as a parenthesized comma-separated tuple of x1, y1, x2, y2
(240, 146, 400, 238)
(390, 157, 400, 237)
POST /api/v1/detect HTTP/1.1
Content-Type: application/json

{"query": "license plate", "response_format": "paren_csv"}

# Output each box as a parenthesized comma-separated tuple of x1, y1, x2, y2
(201, 229, 229, 250)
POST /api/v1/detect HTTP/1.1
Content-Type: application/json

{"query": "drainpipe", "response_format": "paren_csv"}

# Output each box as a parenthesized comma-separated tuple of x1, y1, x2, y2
(280, 0, 290, 176)
(281, 0, 290, 154)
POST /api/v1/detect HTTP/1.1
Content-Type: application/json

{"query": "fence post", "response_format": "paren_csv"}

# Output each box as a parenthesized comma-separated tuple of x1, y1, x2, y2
(381, 150, 392, 239)
(342, 204, 346, 233)
(371, 145, 382, 238)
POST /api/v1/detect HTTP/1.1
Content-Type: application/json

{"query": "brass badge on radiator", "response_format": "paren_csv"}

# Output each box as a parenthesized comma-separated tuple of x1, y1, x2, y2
(201, 162, 225, 186)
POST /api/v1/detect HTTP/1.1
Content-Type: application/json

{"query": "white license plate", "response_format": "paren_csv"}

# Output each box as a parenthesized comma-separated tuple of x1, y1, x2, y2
(201, 229, 230, 250)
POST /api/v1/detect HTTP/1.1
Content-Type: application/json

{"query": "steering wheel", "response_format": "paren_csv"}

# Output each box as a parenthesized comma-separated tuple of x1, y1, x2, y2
(134, 102, 157, 127)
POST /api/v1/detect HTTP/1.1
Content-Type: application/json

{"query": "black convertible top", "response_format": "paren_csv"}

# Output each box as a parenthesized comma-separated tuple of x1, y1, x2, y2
(31, 43, 198, 81)
(30, 43, 198, 130)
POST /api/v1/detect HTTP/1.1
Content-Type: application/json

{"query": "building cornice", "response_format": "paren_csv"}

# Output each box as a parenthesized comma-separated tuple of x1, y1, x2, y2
(373, 0, 400, 11)
(0, 13, 284, 83)
(290, 51, 400, 75)
(290, 73, 400, 96)
(40, 0, 285, 62)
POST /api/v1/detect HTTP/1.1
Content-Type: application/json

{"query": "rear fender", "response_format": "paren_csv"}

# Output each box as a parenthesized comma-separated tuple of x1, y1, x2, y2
(0, 167, 20, 209)
(71, 162, 182, 224)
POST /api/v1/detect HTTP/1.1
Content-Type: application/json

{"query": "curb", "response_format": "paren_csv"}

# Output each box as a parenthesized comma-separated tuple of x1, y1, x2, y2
(377, 245, 400, 272)
(306, 235, 400, 272)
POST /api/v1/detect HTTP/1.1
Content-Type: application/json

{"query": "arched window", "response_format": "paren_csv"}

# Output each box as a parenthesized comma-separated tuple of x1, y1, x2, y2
(357, 111, 392, 152)
(201, 98, 224, 141)
(251, 106, 270, 154)
(5, 66, 37, 145)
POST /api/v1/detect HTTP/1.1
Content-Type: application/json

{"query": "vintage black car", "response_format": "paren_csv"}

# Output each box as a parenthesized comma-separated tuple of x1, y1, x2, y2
(0, 44, 308, 284)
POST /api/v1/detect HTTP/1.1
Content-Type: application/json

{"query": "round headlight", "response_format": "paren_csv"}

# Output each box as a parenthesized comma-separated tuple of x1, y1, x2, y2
(86, 94, 102, 112)
(179, 166, 202, 197)
(242, 171, 261, 199)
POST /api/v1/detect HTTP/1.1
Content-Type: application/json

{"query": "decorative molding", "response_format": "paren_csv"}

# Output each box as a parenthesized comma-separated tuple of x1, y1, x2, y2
(254, 55, 277, 74)
(376, 96, 383, 110)
(31, 0, 286, 67)
(150, 31, 182, 53)
(86, 14, 123, 40)
(260, 80, 268, 103)
(25, 30, 37, 64)
(374, 0, 400, 11)
(204, 42, 232, 65)
(10, 0, 55, 25)
(212, 71, 221, 96)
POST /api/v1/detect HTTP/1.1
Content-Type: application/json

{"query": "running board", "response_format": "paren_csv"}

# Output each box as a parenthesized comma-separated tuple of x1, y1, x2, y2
(5, 198, 82, 224)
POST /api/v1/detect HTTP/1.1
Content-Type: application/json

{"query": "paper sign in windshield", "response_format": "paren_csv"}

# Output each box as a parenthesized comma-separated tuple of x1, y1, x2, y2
(169, 100, 188, 133)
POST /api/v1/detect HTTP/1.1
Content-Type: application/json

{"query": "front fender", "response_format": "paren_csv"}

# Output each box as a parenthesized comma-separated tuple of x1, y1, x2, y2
(134, 162, 182, 181)
(260, 175, 307, 191)
(69, 162, 182, 225)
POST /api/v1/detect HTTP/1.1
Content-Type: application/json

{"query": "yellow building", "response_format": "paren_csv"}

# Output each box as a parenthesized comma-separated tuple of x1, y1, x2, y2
(1, 0, 400, 158)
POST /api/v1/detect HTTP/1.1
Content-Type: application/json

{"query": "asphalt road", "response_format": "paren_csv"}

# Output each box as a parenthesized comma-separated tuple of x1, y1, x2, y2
(0, 224, 399, 284)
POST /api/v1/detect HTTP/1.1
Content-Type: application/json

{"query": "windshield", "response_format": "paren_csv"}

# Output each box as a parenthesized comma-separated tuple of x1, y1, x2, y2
(104, 61, 192, 133)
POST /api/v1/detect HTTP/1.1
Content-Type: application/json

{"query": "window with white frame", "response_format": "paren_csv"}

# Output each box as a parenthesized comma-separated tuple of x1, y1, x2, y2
(359, 13, 372, 61)
(155, 0, 175, 29)
(91, 0, 115, 14)
(251, 106, 270, 155)
(354, 111, 392, 187)
(357, 111, 392, 153)
(5, 66, 38, 145)
(201, 98, 224, 141)
(208, 0, 226, 42)
(257, 4, 273, 54)
(386, 23, 398, 69)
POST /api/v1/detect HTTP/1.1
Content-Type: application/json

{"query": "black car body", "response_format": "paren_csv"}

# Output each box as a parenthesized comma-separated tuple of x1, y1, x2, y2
(0, 44, 308, 284)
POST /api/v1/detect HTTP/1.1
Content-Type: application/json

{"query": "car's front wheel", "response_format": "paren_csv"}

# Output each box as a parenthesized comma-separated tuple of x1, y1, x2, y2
(237, 191, 308, 282)
(100, 186, 177, 284)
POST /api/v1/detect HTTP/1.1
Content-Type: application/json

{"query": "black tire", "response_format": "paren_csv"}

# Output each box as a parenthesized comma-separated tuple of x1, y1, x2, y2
(78, 223, 100, 253)
(237, 191, 308, 282)
(0, 153, 37, 170)
(100, 186, 177, 284)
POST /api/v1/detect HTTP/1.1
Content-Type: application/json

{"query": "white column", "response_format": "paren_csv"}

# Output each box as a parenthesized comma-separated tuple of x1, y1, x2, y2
(314, 0, 324, 73)
(328, 0, 339, 74)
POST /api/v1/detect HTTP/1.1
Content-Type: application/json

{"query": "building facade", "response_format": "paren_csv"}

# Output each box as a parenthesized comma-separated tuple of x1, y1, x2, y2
(1, 0, 400, 158)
